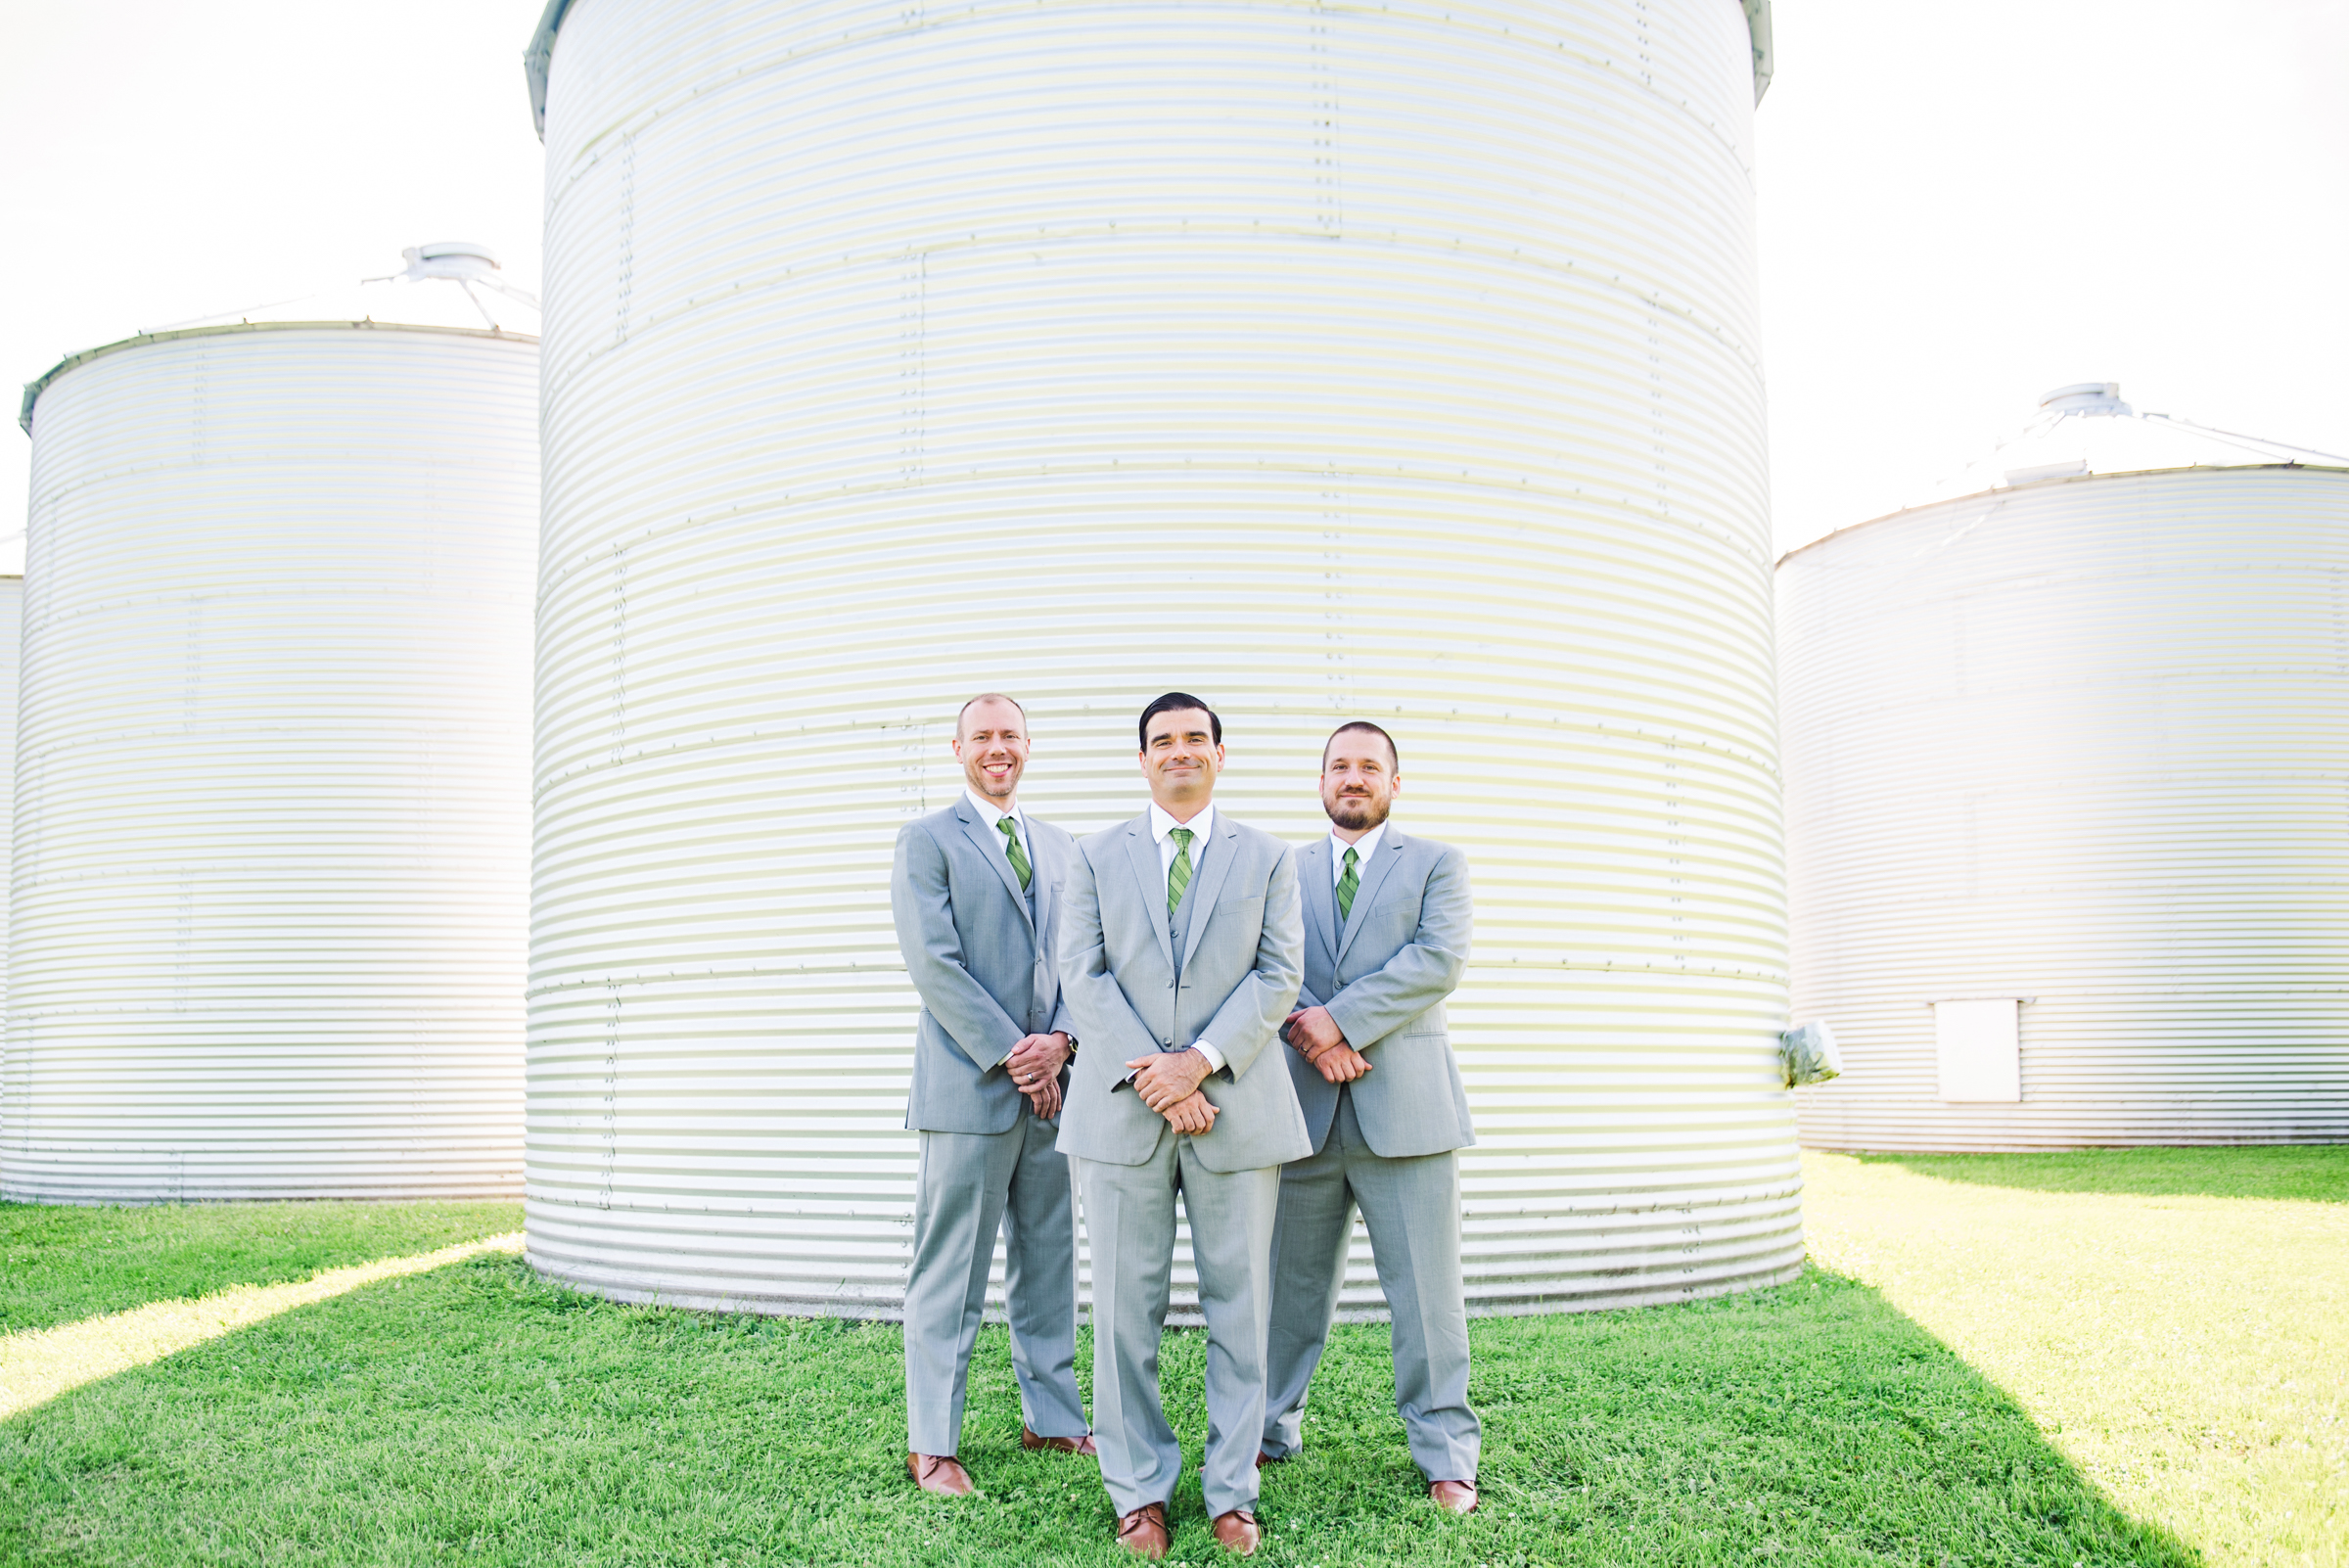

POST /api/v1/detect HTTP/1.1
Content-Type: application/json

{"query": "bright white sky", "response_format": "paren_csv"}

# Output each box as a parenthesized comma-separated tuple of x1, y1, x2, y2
(1, 0, 2342, 575)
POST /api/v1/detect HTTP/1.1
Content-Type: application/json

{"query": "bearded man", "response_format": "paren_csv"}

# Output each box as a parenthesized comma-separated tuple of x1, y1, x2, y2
(1259, 720, 1482, 1514)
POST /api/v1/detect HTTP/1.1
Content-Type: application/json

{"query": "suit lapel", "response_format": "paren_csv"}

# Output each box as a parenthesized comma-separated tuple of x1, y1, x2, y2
(1123, 817, 1176, 970)
(1177, 816, 1241, 970)
(1335, 829, 1406, 964)
(1028, 822, 1060, 950)
(956, 799, 1036, 934)
(1299, 838, 1338, 969)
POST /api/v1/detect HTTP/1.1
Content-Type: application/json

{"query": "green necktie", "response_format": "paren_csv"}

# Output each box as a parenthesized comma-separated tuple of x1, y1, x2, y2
(1337, 845, 1360, 921)
(1167, 826, 1195, 914)
(997, 816, 1032, 891)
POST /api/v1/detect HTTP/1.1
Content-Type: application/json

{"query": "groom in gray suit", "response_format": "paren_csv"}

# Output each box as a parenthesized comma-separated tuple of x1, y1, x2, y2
(1260, 721, 1483, 1513)
(891, 693, 1094, 1498)
(1056, 693, 1308, 1561)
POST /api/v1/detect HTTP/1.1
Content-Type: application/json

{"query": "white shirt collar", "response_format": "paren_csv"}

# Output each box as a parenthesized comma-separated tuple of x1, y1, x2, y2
(1149, 801, 1215, 846)
(966, 786, 1023, 834)
(1329, 819, 1389, 881)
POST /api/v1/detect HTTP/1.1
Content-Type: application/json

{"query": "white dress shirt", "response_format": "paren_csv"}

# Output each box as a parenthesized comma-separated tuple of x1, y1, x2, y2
(1147, 801, 1225, 1073)
(967, 786, 1027, 866)
(1328, 819, 1389, 888)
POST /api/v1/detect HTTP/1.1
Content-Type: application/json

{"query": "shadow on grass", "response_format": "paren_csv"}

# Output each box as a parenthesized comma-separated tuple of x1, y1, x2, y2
(1854, 1145, 2348, 1203)
(0, 1255, 2194, 1567)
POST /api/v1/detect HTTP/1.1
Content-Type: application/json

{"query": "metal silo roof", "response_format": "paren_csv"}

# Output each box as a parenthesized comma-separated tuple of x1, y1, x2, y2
(1789, 383, 2349, 560)
(19, 243, 539, 435)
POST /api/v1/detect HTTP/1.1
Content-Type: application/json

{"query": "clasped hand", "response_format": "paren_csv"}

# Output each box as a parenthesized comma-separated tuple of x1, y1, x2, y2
(1005, 1032, 1071, 1118)
(1124, 1047, 1217, 1134)
(1285, 1006, 1371, 1084)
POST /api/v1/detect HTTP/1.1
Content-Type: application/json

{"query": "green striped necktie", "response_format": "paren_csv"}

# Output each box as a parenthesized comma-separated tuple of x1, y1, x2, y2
(1167, 826, 1195, 913)
(1337, 845, 1359, 921)
(997, 816, 1032, 891)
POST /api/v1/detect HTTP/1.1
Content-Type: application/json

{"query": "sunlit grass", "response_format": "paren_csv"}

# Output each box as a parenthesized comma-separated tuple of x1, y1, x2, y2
(0, 1233, 523, 1422)
(1805, 1147, 2347, 1568)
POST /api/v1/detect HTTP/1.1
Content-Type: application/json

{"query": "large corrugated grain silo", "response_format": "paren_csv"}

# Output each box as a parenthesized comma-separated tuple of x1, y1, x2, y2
(524, 0, 1798, 1317)
(2, 246, 540, 1202)
(1782, 384, 2349, 1150)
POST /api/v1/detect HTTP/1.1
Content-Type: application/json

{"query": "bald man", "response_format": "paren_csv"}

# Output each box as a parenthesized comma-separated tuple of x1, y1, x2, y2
(891, 693, 1093, 1497)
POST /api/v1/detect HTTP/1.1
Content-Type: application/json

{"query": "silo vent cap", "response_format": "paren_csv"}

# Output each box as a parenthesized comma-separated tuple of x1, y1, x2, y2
(400, 242, 501, 281)
(2040, 382, 2132, 416)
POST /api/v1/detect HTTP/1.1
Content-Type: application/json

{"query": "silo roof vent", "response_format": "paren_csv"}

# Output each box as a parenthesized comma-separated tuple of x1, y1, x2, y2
(2039, 382, 2132, 416)
(399, 242, 502, 281)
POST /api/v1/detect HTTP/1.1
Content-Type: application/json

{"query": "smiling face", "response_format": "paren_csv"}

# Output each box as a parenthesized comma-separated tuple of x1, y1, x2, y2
(1139, 707, 1224, 817)
(1320, 730, 1399, 836)
(953, 697, 1030, 805)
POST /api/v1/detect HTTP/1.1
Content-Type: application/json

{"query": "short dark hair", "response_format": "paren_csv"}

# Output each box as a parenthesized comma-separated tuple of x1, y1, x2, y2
(956, 692, 1027, 738)
(1138, 692, 1221, 751)
(1323, 720, 1399, 770)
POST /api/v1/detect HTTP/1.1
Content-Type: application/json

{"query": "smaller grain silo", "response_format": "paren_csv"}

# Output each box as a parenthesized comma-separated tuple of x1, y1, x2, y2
(0, 576, 22, 1029)
(1781, 384, 2349, 1149)
(2, 246, 540, 1202)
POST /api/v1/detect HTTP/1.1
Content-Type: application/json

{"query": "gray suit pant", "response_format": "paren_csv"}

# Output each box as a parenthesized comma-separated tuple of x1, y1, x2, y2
(904, 1114, 1088, 1455)
(1073, 1136, 1280, 1520)
(1261, 1088, 1480, 1481)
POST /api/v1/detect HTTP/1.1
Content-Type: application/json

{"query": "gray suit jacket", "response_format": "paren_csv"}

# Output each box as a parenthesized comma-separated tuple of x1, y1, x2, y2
(892, 798, 1077, 1135)
(1286, 829, 1475, 1158)
(1055, 808, 1311, 1174)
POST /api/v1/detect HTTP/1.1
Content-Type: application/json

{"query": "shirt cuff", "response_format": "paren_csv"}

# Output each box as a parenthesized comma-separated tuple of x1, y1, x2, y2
(1189, 1040, 1226, 1074)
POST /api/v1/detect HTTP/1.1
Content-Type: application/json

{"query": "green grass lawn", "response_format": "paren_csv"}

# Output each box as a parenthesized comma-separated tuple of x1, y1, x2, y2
(0, 1253, 2184, 1567)
(0, 1201, 523, 1334)
(1859, 1145, 2349, 1203)
(9, 1148, 2338, 1566)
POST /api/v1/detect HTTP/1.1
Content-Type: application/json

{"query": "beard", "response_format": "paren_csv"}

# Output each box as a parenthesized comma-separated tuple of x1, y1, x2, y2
(1324, 792, 1389, 831)
(966, 762, 1020, 800)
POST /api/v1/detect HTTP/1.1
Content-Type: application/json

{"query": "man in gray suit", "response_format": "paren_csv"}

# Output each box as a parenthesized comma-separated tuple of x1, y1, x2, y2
(1056, 693, 1309, 1560)
(891, 693, 1094, 1498)
(1260, 721, 1482, 1513)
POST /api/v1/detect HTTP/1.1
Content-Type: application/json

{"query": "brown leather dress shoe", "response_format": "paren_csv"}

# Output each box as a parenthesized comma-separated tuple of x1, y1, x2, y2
(1429, 1479, 1478, 1515)
(1211, 1509, 1262, 1556)
(1021, 1425, 1100, 1456)
(906, 1453, 976, 1497)
(1115, 1501, 1171, 1560)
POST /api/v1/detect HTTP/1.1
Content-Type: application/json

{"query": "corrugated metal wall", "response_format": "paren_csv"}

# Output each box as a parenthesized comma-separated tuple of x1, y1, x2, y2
(0, 578, 20, 1040)
(1, 325, 537, 1202)
(529, 0, 1799, 1318)
(1782, 465, 2349, 1150)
